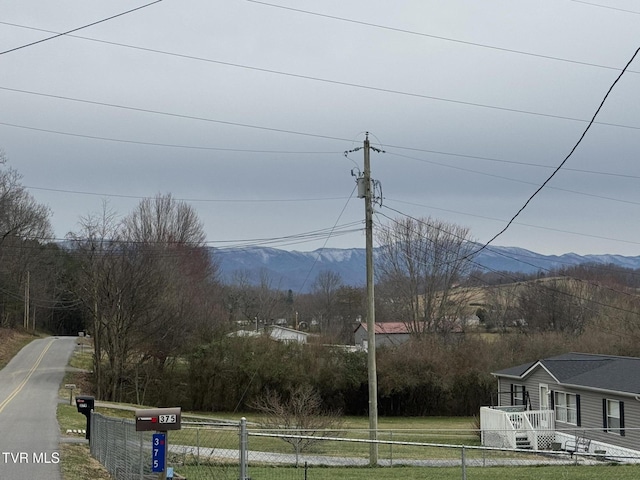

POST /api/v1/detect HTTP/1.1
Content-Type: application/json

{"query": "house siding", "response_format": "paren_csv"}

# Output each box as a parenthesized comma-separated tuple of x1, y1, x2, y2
(524, 368, 556, 409)
(572, 389, 640, 452)
(497, 367, 555, 409)
(492, 353, 640, 454)
(497, 367, 640, 452)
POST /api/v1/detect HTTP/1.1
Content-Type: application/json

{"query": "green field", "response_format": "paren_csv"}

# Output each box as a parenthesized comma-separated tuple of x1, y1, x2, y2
(175, 463, 640, 480)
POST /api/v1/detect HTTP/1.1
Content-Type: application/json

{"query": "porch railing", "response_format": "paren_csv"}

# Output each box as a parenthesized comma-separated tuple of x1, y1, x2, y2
(480, 407, 555, 450)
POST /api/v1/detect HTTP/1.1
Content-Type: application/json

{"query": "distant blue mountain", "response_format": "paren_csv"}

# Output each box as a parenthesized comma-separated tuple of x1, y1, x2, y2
(212, 247, 368, 292)
(211, 246, 640, 293)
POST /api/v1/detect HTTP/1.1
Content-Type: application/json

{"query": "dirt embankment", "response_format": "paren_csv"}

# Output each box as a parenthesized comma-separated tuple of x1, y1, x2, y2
(0, 328, 39, 369)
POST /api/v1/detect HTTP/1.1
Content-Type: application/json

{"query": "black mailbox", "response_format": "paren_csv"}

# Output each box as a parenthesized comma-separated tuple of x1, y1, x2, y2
(76, 395, 95, 413)
(75, 395, 94, 440)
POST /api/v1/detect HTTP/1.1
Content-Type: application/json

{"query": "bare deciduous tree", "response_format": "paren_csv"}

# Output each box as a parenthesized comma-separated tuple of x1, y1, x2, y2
(517, 278, 595, 334)
(69, 194, 219, 402)
(252, 385, 344, 465)
(484, 284, 521, 332)
(227, 268, 286, 328)
(377, 216, 475, 335)
(0, 154, 54, 327)
(311, 270, 343, 338)
(67, 203, 127, 400)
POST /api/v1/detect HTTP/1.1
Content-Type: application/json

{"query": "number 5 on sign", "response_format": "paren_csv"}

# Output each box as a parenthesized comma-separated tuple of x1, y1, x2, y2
(152, 433, 166, 473)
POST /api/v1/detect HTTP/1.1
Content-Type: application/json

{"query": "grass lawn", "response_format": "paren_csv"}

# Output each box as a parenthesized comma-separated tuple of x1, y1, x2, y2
(59, 444, 111, 480)
(176, 463, 640, 480)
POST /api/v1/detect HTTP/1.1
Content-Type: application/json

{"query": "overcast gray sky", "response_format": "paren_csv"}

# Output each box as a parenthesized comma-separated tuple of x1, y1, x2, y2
(2, 0, 640, 256)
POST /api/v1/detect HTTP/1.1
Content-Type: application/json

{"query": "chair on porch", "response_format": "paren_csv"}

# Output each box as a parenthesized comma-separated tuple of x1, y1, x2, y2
(564, 436, 591, 455)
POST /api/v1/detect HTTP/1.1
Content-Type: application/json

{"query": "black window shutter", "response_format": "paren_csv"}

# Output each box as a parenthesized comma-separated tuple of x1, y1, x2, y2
(602, 398, 607, 431)
(576, 394, 581, 427)
(550, 390, 555, 410)
(620, 401, 626, 437)
(510, 384, 514, 405)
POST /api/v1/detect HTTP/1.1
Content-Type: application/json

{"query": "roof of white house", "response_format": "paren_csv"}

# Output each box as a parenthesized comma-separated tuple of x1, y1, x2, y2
(493, 352, 640, 396)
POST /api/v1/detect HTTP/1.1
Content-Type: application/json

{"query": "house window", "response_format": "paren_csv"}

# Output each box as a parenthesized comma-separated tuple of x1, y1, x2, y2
(604, 399, 625, 436)
(555, 392, 578, 425)
(512, 384, 526, 406)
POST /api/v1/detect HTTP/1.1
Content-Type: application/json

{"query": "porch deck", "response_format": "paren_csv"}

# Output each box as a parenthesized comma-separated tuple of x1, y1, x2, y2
(480, 407, 555, 450)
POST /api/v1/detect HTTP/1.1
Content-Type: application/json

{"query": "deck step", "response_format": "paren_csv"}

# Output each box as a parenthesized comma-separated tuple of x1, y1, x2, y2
(516, 436, 532, 449)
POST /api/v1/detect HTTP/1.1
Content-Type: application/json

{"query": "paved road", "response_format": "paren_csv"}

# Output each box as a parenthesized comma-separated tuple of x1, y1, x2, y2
(0, 337, 77, 480)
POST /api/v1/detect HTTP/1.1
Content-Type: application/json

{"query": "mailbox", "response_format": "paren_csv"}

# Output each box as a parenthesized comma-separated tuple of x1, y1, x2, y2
(75, 395, 94, 440)
(75, 395, 95, 414)
(135, 407, 182, 432)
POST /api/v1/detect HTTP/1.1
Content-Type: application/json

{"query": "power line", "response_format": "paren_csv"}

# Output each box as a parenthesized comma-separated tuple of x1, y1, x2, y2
(1, 221, 364, 254)
(569, 0, 640, 15)
(0, 121, 340, 154)
(0, 1, 163, 56)
(296, 184, 360, 294)
(3, 20, 640, 131)
(385, 151, 640, 207)
(375, 208, 640, 318)
(4, 119, 637, 181)
(378, 205, 640, 300)
(246, 0, 640, 74)
(0, 86, 353, 143)
(375, 212, 638, 341)
(469, 45, 640, 257)
(384, 147, 640, 180)
(23, 184, 351, 204)
(208, 222, 363, 250)
(385, 197, 640, 248)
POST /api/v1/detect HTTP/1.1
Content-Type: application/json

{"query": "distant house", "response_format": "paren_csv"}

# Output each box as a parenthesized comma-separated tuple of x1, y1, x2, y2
(353, 317, 477, 350)
(229, 325, 309, 344)
(353, 322, 411, 349)
(481, 352, 640, 460)
(268, 325, 309, 344)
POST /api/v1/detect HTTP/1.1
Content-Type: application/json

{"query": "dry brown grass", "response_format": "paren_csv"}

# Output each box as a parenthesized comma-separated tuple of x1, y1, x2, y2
(0, 328, 38, 369)
(60, 444, 111, 480)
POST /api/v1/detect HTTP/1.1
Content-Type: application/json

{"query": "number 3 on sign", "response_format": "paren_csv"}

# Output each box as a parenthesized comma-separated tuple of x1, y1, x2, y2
(159, 414, 176, 423)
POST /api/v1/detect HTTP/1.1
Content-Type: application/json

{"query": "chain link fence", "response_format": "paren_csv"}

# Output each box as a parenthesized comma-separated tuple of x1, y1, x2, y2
(90, 413, 240, 480)
(242, 425, 640, 480)
(90, 413, 640, 480)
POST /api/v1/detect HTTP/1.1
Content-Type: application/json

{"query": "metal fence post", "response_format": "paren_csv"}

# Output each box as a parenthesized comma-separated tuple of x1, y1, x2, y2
(461, 446, 467, 480)
(139, 431, 144, 480)
(239, 417, 249, 480)
(196, 427, 200, 466)
(89, 412, 95, 457)
(123, 419, 128, 478)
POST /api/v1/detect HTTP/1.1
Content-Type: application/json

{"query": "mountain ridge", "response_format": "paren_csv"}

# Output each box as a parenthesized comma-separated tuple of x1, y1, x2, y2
(212, 245, 640, 293)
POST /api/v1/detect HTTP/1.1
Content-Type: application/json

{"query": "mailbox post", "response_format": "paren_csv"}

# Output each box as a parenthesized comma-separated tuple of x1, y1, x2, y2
(135, 407, 181, 480)
(75, 395, 94, 440)
(65, 383, 76, 405)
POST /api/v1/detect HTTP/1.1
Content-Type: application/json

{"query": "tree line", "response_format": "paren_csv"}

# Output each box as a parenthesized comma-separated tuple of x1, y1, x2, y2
(2, 155, 640, 414)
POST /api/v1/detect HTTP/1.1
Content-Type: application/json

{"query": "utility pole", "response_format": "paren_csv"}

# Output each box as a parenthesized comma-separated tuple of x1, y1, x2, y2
(363, 133, 378, 465)
(23, 271, 30, 330)
(347, 132, 383, 466)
